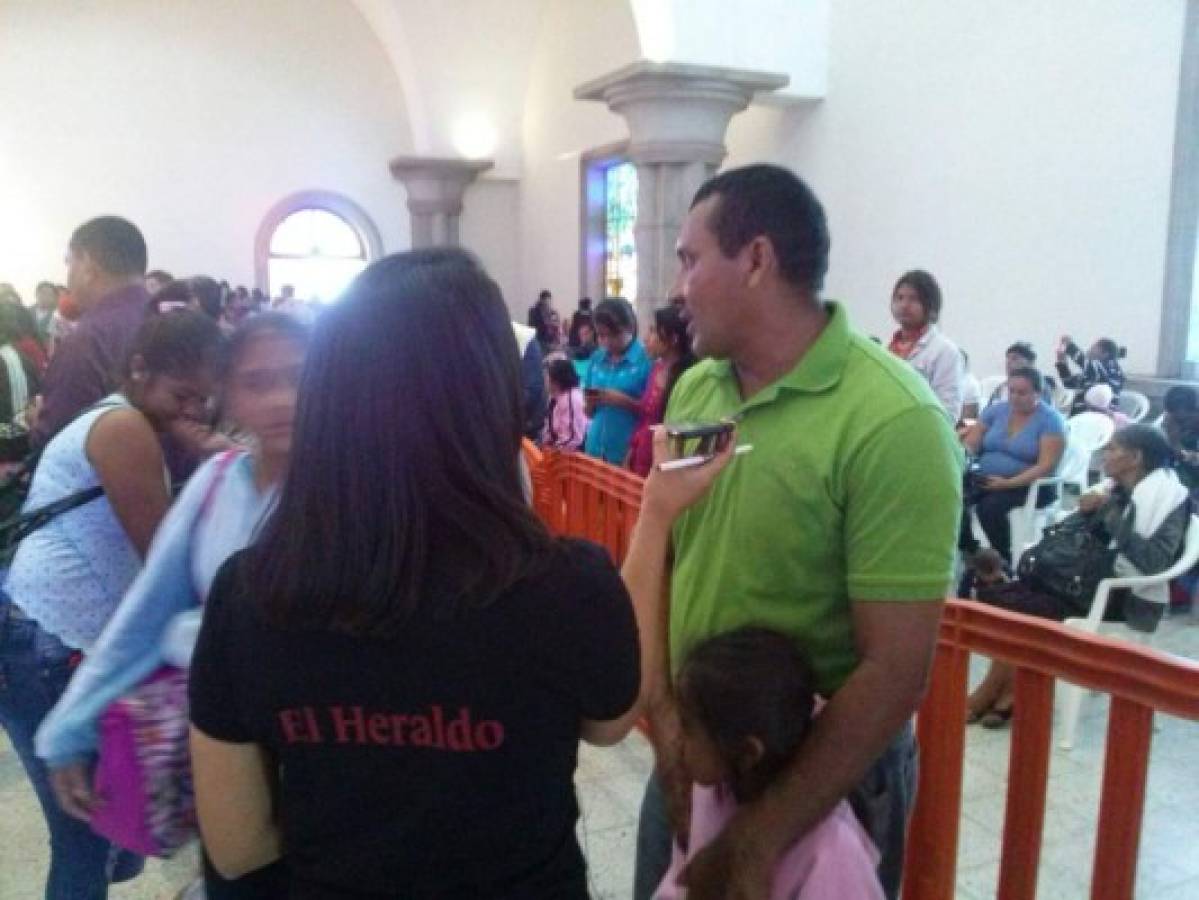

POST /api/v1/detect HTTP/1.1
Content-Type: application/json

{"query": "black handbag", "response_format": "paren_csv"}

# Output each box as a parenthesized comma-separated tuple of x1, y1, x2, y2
(1016, 514, 1115, 603)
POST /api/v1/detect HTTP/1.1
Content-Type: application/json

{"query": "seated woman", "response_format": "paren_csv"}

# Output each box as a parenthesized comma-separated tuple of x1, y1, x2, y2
(187, 249, 728, 897)
(961, 367, 1066, 562)
(968, 424, 1189, 726)
(583, 297, 651, 464)
(1163, 385, 1199, 494)
(1055, 335, 1125, 414)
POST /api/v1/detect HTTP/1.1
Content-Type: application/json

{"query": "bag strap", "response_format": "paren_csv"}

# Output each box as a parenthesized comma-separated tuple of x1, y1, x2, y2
(0, 399, 131, 543)
(2, 484, 105, 545)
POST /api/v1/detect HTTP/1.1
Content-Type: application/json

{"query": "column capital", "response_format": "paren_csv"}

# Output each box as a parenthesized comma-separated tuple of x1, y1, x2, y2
(388, 155, 494, 217)
(575, 61, 787, 163)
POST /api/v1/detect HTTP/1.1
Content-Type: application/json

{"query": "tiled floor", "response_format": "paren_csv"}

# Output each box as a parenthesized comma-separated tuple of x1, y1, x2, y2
(3, 611, 1197, 899)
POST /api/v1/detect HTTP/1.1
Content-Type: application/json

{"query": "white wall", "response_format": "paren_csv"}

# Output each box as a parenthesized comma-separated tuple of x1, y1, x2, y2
(0, 0, 413, 300)
(630, 0, 828, 98)
(460, 179, 522, 313)
(518, 0, 641, 314)
(725, 0, 1187, 376)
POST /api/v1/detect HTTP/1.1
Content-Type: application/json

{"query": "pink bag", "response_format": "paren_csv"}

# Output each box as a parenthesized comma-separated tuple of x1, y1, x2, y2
(91, 666, 195, 856)
(89, 450, 242, 857)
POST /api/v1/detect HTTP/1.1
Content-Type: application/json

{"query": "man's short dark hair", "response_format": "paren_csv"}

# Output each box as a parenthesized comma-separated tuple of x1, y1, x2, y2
(69, 216, 147, 277)
(690, 164, 830, 293)
(1165, 385, 1198, 415)
(1006, 341, 1037, 363)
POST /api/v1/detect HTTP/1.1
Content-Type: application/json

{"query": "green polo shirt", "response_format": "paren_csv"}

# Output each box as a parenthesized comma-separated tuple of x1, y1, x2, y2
(667, 303, 963, 696)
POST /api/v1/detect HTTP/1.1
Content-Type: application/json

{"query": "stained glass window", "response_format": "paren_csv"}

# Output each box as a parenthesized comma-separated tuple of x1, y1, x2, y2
(267, 208, 368, 303)
(604, 162, 638, 300)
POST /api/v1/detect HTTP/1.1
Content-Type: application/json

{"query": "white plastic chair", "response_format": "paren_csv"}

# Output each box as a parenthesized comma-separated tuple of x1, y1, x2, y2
(1115, 389, 1150, 423)
(1057, 515, 1199, 750)
(1068, 410, 1116, 478)
(1010, 440, 1092, 552)
(977, 374, 1007, 408)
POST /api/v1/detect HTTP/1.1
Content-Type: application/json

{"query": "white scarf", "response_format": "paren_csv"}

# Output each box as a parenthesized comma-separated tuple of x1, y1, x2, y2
(1111, 467, 1190, 604)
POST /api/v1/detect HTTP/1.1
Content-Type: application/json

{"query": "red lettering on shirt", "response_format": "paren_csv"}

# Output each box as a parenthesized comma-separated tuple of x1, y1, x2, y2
(276, 704, 506, 751)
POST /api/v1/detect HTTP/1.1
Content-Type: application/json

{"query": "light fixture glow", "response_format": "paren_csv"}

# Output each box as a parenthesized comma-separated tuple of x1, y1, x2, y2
(451, 112, 498, 160)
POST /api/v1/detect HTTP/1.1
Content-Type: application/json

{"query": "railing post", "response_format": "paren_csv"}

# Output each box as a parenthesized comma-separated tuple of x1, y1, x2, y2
(997, 668, 1055, 899)
(903, 607, 969, 900)
(1090, 698, 1154, 900)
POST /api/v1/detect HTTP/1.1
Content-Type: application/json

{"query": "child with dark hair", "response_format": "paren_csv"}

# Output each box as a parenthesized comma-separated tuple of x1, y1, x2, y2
(656, 627, 884, 899)
(1055, 334, 1126, 414)
(541, 356, 589, 451)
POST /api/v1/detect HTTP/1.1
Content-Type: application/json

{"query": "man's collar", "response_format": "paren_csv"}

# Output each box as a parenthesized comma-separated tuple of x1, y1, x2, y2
(703, 302, 851, 407)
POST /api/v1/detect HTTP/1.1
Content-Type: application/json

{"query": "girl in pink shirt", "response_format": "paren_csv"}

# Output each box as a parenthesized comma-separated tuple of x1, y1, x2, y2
(656, 628, 884, 900)
(540, 357, 589, 451)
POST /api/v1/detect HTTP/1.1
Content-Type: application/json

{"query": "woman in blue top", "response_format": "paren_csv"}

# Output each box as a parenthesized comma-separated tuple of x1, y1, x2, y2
(37, 313, 308, 899)
(961, 367, 1066, 561)
(583, 298, 651, 464)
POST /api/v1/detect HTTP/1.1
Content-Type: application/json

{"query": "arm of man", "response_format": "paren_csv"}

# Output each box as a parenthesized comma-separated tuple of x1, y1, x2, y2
(86, 408, 172, 557)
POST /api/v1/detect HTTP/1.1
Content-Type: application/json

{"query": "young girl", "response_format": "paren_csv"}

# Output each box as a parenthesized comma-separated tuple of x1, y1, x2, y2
(35, 313, 308, 898)
(627, 305, 695, 478)
(657, 627, 884, 900)
(541, 356, 589, 451)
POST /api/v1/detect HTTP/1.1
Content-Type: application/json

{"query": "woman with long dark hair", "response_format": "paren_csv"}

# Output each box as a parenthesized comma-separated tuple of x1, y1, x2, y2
(0, 310, 224, 898)
(627, 305, 696, 478)
(188, 249, 680, 896)
(582, 297, 651, 464)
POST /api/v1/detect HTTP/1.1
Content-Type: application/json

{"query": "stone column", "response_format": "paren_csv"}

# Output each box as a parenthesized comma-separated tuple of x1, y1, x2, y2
(575, 62, 788, 319)
(388, 156, 494, 249)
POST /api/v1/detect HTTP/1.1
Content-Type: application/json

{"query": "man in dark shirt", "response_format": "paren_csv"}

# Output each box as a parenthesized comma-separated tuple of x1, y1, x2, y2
(31, 217, 150, 449)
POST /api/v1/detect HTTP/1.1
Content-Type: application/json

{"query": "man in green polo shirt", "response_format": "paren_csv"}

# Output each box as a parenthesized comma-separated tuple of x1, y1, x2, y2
(631, 165, 962, 900)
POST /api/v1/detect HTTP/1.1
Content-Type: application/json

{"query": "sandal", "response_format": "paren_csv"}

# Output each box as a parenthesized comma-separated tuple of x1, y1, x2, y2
(980, 706, 1013, 729)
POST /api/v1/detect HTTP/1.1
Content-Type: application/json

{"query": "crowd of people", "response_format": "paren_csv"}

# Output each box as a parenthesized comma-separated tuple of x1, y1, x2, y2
(0, 162, 1191, 900)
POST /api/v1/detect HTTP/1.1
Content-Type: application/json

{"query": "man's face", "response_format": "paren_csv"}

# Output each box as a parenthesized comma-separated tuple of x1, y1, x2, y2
(1005, 351, 1032, 376)
(674, 196, 746, 360)
(891, 285, 927, 330)
(145, 274, 169, 295)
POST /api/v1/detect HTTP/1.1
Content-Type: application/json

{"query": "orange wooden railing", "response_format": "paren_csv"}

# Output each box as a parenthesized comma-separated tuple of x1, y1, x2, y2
(523, 447, 1199, 900)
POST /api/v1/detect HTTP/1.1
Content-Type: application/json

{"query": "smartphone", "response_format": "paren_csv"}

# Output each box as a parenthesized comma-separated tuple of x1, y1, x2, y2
(663, 420, 736, 465)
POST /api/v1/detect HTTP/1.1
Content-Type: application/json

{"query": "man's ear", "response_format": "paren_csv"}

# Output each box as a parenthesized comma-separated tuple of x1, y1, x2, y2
(744, 235, 776, 290)
(734, 735, 766, 774)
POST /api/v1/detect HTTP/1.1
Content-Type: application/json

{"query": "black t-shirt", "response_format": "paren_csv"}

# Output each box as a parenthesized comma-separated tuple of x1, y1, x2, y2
(190, 539, 638, 899)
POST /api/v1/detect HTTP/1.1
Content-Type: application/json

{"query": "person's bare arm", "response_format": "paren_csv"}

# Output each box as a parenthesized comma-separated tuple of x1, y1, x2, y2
(85, 409, 171, 558)
(581, 428, 734, 747)
(680, 599, 943, 898)
(982, 433, 1064, 491)
(190, 727, 282, 879)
